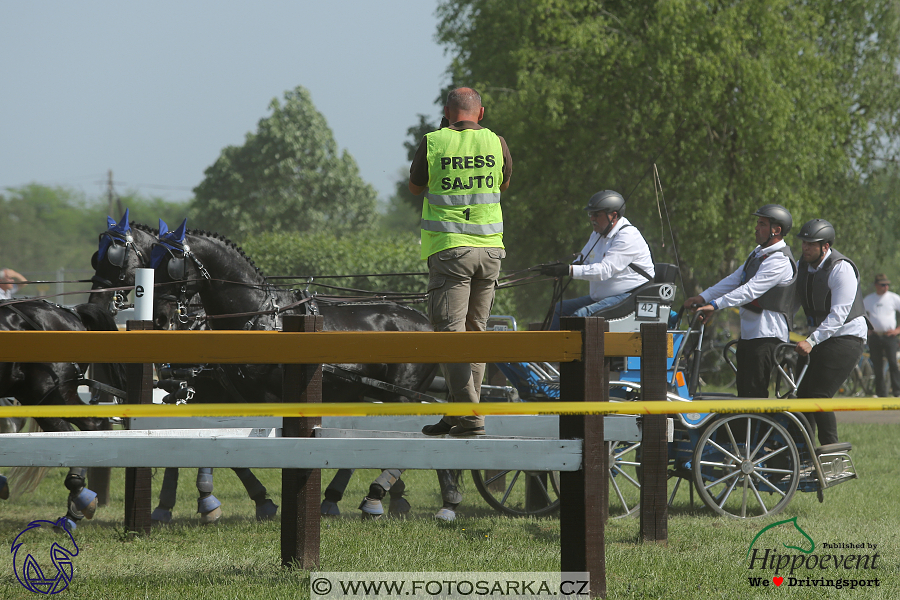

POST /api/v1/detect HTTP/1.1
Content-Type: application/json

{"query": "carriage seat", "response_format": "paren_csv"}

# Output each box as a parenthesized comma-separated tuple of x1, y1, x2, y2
(591, 263, 679, 332)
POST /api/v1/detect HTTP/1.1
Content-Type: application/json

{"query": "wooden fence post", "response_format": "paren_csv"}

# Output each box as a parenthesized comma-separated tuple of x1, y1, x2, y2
(124, 320, 153, 535)
(281, 314, 323, 569)
(639, 322, 668, 543)
(559, 316, 608, 599)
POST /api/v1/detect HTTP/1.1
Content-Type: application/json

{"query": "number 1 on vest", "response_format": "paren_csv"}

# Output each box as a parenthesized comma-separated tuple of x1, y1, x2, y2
(463, 207, 471, 221)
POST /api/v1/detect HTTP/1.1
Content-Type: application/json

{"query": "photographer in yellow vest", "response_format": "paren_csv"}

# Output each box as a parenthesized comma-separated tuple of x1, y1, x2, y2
(409, 87, 513, 442)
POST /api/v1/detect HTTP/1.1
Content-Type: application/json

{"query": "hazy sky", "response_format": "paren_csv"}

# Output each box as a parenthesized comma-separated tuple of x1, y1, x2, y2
(0, 1, 448, 208)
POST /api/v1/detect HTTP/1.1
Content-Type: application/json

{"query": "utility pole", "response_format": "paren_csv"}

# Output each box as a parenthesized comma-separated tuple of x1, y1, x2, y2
(107, 170, 123, 218)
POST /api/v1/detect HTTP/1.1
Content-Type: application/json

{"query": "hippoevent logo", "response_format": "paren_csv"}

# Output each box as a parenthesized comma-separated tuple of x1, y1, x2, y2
(11, 518, 79, 594)
(746, 517, 880, 591)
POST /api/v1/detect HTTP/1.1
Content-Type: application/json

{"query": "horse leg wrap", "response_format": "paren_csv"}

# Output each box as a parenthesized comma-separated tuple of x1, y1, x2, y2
(437, 469, 463, 505)
(197, 494, 222, 524)
(372, 469, 403, 494)
(196, 468, 214, 494)
(65, 468, 98, 519)
(0, 474, 8, 500)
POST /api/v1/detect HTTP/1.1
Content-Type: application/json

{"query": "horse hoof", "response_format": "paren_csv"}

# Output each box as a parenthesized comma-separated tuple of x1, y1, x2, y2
(73, 488, 99, 519)
(321, 500, 341, 517)
(358, 497, 384, 519)
(200, 506, 222, 525)
(389, 497, 411, 517)
(256, 499, 278, 521)
(434, 507, 456, 522)
(151, 507, 173, 524)
(0, 475, 8, 500)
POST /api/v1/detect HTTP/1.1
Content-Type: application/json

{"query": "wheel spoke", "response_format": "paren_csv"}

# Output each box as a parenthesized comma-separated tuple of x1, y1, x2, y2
(750, 471, 787, 496)
(483, 470, 512, 487)
(753, 444, 788, 465)
(716, 474, 741, 508)
(610, 475, 631, 513)
(741, 473, 749, 518)
(704, 467, 741, 490)
(747, 475, 769, 515)
(707, 438, 742, 463)
(526, 473, 553, 504)
(749, 425, 775, 462)
(724, 422, 741, 461)
(744, 418, 752, 460)
(498, 470, 522, 507)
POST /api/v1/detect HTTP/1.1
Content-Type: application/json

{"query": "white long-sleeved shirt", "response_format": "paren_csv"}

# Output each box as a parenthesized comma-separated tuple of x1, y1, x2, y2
(863, 290, 900, 333)
(700, 240, 794, 342)
(569, 217, 655, 300)
(804, 249, 868, 345)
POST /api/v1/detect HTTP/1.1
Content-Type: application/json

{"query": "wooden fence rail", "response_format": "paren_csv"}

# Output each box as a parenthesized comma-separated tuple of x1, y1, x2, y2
(0, 316, 672, 599)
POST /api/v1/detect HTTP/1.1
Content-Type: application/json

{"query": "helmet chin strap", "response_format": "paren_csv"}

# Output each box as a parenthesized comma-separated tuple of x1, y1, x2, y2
(599, 212, 617, 237)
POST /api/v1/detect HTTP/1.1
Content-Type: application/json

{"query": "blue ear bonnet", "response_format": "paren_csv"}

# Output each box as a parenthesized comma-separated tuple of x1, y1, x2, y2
(150, 218, 188, 269)
(98, 209, 131, 261)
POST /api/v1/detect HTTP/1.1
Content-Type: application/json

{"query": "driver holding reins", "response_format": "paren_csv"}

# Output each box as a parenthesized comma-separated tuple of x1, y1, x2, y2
(685, 205, 797, 398)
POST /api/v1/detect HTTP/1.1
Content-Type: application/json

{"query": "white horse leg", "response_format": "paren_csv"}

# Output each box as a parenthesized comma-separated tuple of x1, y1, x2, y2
(196, 468, 222, 524)
(434, 469, 462, 521)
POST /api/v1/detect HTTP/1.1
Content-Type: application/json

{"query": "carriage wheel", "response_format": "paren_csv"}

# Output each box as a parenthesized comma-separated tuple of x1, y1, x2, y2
(692, 414, 799, 518)
(470, 469, 560, 517)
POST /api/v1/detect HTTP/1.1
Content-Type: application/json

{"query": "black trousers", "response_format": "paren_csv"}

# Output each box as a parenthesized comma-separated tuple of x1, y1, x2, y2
(796, 335, 865, 446)
(736, 337, 781, 398)
(868, 333, 900, 397)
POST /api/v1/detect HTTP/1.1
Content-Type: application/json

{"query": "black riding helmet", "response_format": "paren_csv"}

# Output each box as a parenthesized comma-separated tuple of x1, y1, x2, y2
(796, 219, 836, 245)
(751, 204, 792, 236)
(584, 190, 626, 217)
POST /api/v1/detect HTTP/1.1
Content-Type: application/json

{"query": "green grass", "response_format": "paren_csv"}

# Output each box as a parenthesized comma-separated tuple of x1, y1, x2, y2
(0, 422, 896, 599)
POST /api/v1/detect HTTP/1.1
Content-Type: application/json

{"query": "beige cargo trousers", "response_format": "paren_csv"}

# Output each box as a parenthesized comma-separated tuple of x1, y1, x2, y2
(427, 246, 505, 429)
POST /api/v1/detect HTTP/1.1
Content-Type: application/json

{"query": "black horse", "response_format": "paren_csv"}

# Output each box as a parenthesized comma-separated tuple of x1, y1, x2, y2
(150, 220, 450, 517)
(0, 300, 126, 530)
(89, 213, 278, 524)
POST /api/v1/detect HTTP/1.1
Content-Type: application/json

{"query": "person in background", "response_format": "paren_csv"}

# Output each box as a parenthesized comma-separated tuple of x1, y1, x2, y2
(863, 274, 900, 397)
(0, 268, 26, 300)
(794, 219, 867, 446)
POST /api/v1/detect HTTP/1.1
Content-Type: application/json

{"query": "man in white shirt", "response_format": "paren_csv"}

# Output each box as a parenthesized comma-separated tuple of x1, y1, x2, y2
(0, 268, 26, 300)
(863, 274, 900, 397)
(540, 190, 655, 329)
(794, 219, 867, 446)
(685, 205, 797, 397)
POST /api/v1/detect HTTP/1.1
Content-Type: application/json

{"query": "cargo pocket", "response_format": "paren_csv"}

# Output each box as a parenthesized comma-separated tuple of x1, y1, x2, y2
(486, 248, 506, 260)
(427, 274, 449, 327)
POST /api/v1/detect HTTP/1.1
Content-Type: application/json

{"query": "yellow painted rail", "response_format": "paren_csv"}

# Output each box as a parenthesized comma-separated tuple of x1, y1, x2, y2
(0, 398, 889, 419)
(0, 329, 670, 363)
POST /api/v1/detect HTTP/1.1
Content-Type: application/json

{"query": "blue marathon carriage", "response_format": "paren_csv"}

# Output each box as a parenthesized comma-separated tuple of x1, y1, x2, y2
(478, 263, 859, 519)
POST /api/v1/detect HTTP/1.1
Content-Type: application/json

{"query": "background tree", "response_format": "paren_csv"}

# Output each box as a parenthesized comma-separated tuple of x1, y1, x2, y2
(430, 0, 900, 319)
(191, 85, 377, 240)
(0, 184, 186, 301)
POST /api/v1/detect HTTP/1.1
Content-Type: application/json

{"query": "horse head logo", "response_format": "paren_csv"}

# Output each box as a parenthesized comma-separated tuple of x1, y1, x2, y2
(11, 517, 80, 594)
(747, 516, 815, 558)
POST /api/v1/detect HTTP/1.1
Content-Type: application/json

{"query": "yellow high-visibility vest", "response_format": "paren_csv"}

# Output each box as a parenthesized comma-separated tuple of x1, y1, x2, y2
(421, 127, 504, 259)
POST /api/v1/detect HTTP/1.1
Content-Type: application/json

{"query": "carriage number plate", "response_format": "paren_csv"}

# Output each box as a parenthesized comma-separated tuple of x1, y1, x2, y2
(637, 301, 658, 319)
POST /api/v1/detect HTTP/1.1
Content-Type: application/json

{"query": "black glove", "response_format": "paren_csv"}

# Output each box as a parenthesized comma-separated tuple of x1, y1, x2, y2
(540, 263, 570, 278)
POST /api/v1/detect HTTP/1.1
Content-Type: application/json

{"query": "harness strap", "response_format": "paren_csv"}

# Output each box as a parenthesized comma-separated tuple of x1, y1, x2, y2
(0, 302, 43, 331)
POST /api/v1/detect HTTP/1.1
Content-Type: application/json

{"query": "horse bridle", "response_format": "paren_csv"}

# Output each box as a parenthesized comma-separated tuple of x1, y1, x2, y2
(151, 239, 213, 325)
(91, 231, 146, 314)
